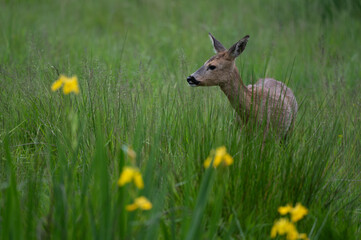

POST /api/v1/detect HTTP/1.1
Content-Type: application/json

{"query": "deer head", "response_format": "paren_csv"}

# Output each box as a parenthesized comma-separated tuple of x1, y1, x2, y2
(187, 33, 250, 87)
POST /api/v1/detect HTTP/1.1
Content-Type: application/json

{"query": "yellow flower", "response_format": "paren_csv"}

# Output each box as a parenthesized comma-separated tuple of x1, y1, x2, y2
(133, 172, 144, 189)
(63, 76, 79, 94)
(117, 166, 144, 189)
(278, 204, 292, 215)
(270, 218, 299, 240)
(277, 203, 308, 222)
(126, 196, 152, 211)
(203, 156, 212, 168)
(223, 153, 234, 166)
(51, 74, 79, 94)
(213, 146, 226, 167)
(290, 203, 308, 222)
(51, 78, 64, 91)
(272, 203, 309, 240)
(204, 146, 234, 168)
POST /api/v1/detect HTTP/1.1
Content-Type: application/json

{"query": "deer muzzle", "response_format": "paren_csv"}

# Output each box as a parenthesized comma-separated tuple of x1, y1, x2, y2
(187, 75, 200, 87)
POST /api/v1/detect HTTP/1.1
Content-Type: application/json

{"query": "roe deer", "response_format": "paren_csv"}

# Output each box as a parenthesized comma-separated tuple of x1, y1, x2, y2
(186, 33, 298, 139)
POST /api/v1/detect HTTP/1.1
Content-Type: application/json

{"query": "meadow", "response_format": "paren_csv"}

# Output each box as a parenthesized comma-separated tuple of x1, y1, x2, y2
(0, 0, 361, 239)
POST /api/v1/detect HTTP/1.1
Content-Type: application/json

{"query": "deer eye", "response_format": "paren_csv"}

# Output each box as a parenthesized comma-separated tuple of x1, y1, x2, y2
(208, 65, 216, 70)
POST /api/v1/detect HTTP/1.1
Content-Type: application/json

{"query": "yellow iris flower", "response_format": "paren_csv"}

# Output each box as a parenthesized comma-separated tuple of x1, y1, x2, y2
(51, 78, 63, 91)
(278, 203, 308, 222)
(117, 166, 144, 189)
(204, 146, 234, 168)
(290, 203, 308, 222)
(278, 204, 293, 215)
(51, 75, 79, 94)
(126, 196, 152, 211)
(272, 203, 309, 240)
(271, 218, 296, 238)
(271, 218, 309, 240)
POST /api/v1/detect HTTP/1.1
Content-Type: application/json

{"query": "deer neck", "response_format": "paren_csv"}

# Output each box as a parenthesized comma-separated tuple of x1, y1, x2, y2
(219, 67, 251, 119)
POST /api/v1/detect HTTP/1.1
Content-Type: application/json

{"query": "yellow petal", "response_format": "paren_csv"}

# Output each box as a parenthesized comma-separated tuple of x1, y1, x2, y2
(57, 75, 68, 83)
(117, 167, 135, 186)
(126, 203, 138, 211)
(213, 155, 223, 167)
(271, 218, 300, 240)
(215, 146, 226, 156)
(71, 77, 80, 94)
(127, 196, 152, 211)
(51, 78, 64, 91)
(290, 203, 308, 222)
(270, 225, 278, 238)
(286, 228, 299, 240)
(203, 157, 212, 168)
(140, 201, 152, 210)
(134, 172, 144, 189)
(278, 204, 292, 215)
(223, 154, 234, 166)
(63, 76, 79, 94)
(273, 218, 293, 235)
(135, 196, 152, 210)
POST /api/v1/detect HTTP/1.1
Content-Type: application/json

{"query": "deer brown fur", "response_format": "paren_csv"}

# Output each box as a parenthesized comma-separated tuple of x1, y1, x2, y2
(186, 33, 298, 138)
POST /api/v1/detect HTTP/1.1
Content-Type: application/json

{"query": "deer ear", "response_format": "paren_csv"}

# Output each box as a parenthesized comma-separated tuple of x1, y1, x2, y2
(228, 35, 250, 59)
(209, 33, 226, 53)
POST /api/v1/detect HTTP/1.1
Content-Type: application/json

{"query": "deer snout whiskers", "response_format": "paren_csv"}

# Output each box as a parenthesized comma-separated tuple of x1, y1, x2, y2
(187, 75, 200, 87)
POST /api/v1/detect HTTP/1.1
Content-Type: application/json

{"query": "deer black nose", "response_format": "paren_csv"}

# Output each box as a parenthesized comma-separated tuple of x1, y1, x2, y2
(187, 76, 200, 86)
(187, 76, 194, 81)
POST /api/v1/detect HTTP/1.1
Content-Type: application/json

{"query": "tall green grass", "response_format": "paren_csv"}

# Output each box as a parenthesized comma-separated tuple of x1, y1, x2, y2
(0, 0, 360, 239)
